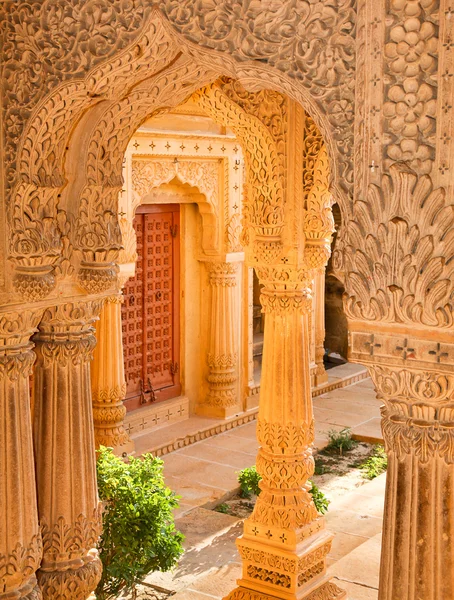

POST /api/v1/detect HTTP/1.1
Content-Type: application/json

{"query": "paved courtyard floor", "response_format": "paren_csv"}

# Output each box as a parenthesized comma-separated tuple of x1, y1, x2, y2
(140, 369, 384, 600)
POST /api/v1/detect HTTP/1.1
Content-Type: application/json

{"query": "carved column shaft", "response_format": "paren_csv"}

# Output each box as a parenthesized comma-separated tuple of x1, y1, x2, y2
(0, 311, 42, 600)
(349, 326, 454, 600)
(380, 405, 454, 600)
(232, 287, 344, 600)
(91, 295, 134, 455)
(33, 303, 102, 600)
(199, 262, 239, 419)
(314, 269, 328, 386)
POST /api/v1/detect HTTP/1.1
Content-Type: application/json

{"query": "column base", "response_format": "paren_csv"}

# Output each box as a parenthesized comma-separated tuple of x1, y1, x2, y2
(234, 518, 345, 600)
(1, 577, 43, 600)
(224, 581, 346, 600)
(314, 372, 329, 387)
(196, 403, 242, 419)
(37, 555, 102, 600)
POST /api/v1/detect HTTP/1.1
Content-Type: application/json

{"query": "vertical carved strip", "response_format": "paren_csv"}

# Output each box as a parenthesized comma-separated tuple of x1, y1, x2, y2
(33, 302, 102, 600)
(314, 269, 328, 386)
(91, 295, 134, 455)
(199, 262, 240, 419)
(0, 310, 43, 600)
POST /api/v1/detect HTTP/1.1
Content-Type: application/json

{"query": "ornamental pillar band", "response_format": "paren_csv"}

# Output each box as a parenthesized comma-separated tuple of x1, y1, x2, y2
(32, 302, 103, 600)
(91, 295, 134, 455)
(0, 310, 43, 600)
(226, 284, 345, 600)
(314, 269, 328, 387)
(199, 261, 240, 419)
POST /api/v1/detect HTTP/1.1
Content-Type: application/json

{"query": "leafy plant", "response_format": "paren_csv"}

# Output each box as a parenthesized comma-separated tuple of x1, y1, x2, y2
(326, 428, 357, 455)
(309, 481, 330, 515)
(96, 447, 184, 600)
(361, 445, 388, 480)
(237, 466, 329, 514)
(238, 466, 262, 498)
(215, 503, 230, 514)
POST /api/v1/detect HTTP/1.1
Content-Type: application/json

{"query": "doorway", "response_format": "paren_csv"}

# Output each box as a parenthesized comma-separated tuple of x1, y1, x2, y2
(121, 204, 181, 411)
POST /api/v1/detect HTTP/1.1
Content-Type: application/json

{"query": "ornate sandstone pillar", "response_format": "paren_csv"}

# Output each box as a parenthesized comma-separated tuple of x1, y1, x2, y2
(343, 163, 454, 598)
(228, 282, 344, 600)
(199, 261, 240, 419)
(33, 302, 102, 600)
(314, 269, 328, 386)
(91, 294, 134, 454)
(0, 310, 43, 600)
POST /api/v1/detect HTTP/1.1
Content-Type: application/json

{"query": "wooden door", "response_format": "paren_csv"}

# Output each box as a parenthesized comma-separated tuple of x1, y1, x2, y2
(122, 204, 181, 411)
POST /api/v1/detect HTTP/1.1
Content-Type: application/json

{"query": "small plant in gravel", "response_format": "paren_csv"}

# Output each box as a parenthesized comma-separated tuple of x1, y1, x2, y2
(96, 447, 184, 600)
(215, 503, 230, 514)
(238, 466, 261, 498)
(314, 456, 331, 475)
(326, 428, 357, 455)
(361, 445, 388, 479)
(309, 481, 330, 515)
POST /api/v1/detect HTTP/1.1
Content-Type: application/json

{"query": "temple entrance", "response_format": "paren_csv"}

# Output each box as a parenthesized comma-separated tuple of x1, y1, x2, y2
(121, 204, 181, 411)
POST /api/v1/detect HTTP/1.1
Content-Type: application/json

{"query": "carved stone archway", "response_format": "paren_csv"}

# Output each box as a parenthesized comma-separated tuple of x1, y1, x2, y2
(1, 6, 351, 302)
(3, 3, 454, 600)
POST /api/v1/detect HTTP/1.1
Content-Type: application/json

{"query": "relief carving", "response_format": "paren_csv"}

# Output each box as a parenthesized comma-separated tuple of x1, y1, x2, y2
(343, 163, 454, 326)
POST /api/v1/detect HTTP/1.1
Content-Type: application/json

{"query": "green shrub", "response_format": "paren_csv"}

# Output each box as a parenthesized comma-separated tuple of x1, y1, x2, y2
(215, 503, 230, 514)
(238, 466, 262, 498)
(96, 447, 184, 600)
(308, 481, 330, 515)
(361, 445, 388, 479)
(326, 428, 357, 455)
(237, 466, 329, 514)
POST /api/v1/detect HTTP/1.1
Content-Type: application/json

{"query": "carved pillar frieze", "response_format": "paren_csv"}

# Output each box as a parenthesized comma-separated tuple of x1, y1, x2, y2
(199, 261, 240, 419)
(32, 301, 103, 600)
(91, 294, 134, 455)
(349, 326, 454, 599)
(0, 309, 43, 600)
(314, 269, 328, 386)
(227, 281, 344, 600)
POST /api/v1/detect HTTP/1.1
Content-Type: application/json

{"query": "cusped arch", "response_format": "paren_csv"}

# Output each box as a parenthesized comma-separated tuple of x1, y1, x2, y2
(130, 158, 221, 255)
(5, 6, 353, 301)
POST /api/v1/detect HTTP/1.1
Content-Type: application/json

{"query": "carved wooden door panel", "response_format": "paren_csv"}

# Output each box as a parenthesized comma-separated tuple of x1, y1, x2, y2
(122, 204, 181, 412)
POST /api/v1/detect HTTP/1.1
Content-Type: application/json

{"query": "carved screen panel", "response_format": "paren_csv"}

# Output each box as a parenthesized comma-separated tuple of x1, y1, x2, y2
(121, 205, 181, 412)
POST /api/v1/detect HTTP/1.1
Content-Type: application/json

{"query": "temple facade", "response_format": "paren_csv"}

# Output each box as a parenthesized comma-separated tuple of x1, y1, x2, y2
(1, 2, 454, 600)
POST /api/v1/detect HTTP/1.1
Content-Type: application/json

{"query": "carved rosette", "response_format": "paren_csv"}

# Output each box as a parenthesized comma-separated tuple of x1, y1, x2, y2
(32, 301, 103, 599)
(201, 262, 240, 417)
(237, 283, 343, 599)
(91, 295, 134, 454)
(0, 310, 44, 599)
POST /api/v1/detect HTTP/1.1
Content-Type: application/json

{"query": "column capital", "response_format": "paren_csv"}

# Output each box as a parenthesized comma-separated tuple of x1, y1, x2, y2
(260, 289, 312, 316)
(207, 261, 238, 286)
(0, 308, 43, 348)
(38, 300, 103, 334)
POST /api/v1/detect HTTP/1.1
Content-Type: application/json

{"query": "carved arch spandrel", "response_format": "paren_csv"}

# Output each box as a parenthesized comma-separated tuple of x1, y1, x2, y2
(193, 83, 287, 265)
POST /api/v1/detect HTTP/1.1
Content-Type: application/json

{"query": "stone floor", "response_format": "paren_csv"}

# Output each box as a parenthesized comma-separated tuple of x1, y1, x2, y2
(159, 372, 383, 518)
(143, 474, 384, 600)
(140, 369, 384, 600)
